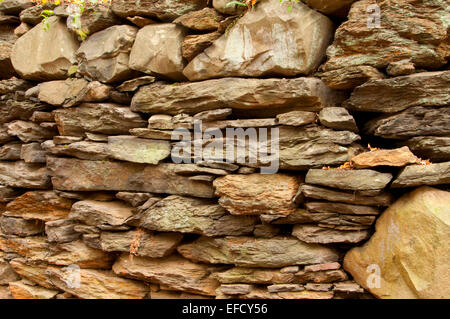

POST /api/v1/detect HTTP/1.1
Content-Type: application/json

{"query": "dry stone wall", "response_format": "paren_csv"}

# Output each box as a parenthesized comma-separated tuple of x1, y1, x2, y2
(0, 0, 449, 299)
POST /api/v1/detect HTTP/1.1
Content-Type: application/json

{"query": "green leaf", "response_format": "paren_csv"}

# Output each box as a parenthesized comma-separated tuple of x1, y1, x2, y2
(226, 1, 247, 8)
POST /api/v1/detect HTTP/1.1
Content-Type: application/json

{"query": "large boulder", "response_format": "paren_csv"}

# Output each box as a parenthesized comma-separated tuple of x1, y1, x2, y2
(129, 24, 187, 81)
(11, 17, 79, 80)
(184, 0, 333, 81)
(324, 0, 449, 71)
(76, 25, 138, 83)
(344, 187, 450, 299)
(0, 0, 33, 15)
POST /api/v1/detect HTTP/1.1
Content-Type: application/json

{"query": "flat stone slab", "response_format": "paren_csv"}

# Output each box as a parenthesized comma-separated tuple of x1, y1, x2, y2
(391, 162, 450, 188)
(305, 169, 393, 191)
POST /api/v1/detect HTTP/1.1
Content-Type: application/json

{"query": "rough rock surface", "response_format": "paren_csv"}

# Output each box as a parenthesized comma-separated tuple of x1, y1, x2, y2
(111, 0, 208, 21)
(129, 24, 187, 81)
(47, 267, 148, 299)
(76, 25, 137, 84)
(107, 136, 171, 165)
(131, 77, 345, 116)
(213, 174, 299, 216)
(344, 187, 450, 298)
(113, 253, 221, 296)
(11, 17, 79, 80)
(305, 169, 393, 191)
(53, 103, 146, 137)
(137, 195, 257, 236)
(391, 162, 450, 188)
(184, 0, 333, 81)
(0, 161, 49, 189)
(365, 106, 450, 139)
(4, 191, 72, 221)
(178, 236, 340, 268)
(47, 158, 216, 198)
(351, 147, 421, 169)
(345, 72, 450, 113)
(324, 0, 449, 71)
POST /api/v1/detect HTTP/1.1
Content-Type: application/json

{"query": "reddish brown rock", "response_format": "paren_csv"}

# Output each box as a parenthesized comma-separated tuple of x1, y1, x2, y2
(4, 191, 73, 222)
(351, 146, 421, 168)
(113, 253, 221, 296)
(213, 174, 299, 216)
(47, 267, 148, 299)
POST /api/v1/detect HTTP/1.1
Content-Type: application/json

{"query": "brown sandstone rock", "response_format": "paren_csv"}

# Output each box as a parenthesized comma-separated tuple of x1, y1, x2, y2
(320, 65, 385, 90)
(0, 258, 20, 285)
(301, 0, 356, 15)
(76, 25, 138, 83)
(45, 219, 80, 243)
(69, 200, 133, 229)
(9, 281, 58, 299)
(65, 4, 122, 36)
(137, 195, 257, 236)
(5, 120, 57, 142)
(292, 224, 370, 244)
(111, 0, 208, 21)
(174, 8, 224, 31)
(403, 137, 450, 162)
(0, 99, 49, 124)
(0, 142, 21, 160)
(0, 0, 33, 15)
(11, 17, 79, 80)
(324, 0, 449, 71)
(351, 147, 421, 168)
(0, 161, 50, 189)
(305, 202, 379, 216)
(212, 0, 246, 15)
(47, 158, 216, 198)
(344, 187, 450, 298)
(365, 106, 450, 139)
(41, 140, 109, 161)
(214, 267, 295, 285)
(4, 191, 72, 221)
(38, 79, 111, 107)
(100, 230, 182, 258)
(129, 24, 187, 81)
(113, 253, 221, 296)
(391, 162, 450, 188)
(276, 111, 316, 127)
(9, 259, 57, 289)
(107, 136, 171, 165)
(47, 267, 148, 299)
(178, 236, 340, 268)
(318, 107, 358, 132)
(182, 32, 221, 61)
(0, 237, 114, 269)
(301, 184, 394, 206)
(0, 216, 44, 236)
(345, 71, 450, 113)
(305, 169, 393, 191)
(131, 77, 345, 116)
(184, 0, 333, 81)
(214, 174, 299, 216)
(53, 103, 146, 137)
